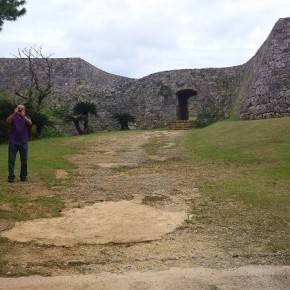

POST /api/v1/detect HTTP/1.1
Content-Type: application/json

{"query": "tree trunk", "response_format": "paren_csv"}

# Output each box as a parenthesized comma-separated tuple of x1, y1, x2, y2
(83, 118, 89, 133)
(122, 120, 129, 130)
(73, 120, 83, 135)
(34, 125, 43, 138)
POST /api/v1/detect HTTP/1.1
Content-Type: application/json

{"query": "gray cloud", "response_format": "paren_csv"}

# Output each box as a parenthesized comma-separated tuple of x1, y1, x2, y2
(0, 0, 289, 78)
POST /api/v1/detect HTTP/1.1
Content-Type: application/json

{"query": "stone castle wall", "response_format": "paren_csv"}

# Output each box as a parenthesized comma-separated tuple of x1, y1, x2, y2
(0, 17, 289, 131)
(238, 17, 290, 119)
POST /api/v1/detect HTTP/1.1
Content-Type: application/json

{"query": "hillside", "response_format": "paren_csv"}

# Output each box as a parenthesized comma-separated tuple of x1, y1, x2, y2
(0, 117, 289, 287)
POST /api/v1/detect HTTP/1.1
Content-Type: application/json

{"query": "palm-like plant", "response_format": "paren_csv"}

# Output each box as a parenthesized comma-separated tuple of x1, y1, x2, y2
(65, 101, 97, 134)
(0, 99, 16, 142)
(112, 112, 136, 130)
(28, 110, 54, 138)
(64, 113, 85, 135)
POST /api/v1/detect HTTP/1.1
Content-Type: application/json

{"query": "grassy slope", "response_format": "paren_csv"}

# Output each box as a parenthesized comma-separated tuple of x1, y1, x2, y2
(0, 136, 82, 221)
(187, 117, 290, 254)
(0, 119, 289, 262)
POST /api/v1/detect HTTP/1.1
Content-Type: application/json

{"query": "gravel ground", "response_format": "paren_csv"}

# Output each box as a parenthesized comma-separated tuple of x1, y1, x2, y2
(0, 130, 289, 289)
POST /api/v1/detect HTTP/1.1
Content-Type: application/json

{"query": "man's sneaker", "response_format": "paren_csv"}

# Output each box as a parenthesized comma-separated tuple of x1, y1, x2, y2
(21, 178, 27, 182)
(8, 179, 14, 183)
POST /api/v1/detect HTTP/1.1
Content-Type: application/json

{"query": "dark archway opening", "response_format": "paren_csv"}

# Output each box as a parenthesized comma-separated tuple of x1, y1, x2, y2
(176, 89, 197, 120)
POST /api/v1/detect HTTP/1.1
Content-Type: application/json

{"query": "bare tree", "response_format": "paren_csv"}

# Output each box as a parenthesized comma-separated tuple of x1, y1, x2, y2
(8, 47, 55, 137)
(10, 46, 54, 110)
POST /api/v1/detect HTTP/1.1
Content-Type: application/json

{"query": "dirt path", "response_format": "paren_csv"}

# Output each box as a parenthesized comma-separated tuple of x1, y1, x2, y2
(0, 130, 289, 289)
(1, 266, 289, 290)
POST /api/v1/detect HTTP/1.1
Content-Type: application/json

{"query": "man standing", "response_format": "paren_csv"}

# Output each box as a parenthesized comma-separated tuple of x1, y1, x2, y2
(6, 104, 32, 183)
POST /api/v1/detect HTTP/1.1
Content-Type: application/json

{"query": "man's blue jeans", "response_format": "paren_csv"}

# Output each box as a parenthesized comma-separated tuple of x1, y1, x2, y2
(8, 143, 28, 181)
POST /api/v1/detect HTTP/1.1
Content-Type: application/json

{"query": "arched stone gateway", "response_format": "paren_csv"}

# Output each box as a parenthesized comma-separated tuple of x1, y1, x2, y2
(0, 18, 289, 131)
(176, 89, 197, 120)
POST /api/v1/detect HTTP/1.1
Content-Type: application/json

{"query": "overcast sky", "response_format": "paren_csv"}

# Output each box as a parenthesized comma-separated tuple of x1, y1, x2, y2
(0, 0, 289, 78)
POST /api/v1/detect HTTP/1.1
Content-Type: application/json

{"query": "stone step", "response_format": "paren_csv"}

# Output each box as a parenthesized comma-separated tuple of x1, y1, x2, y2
(169, 120, 197, 130)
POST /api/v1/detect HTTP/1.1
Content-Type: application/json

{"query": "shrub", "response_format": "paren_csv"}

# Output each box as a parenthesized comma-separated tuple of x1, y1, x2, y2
(112, 112, 136, 130)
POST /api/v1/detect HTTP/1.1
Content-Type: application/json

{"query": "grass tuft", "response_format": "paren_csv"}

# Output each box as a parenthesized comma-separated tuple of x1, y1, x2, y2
(142, 137, 166, 155)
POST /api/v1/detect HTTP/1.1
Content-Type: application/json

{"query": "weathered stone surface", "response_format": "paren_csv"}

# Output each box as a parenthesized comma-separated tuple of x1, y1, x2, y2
(238, 17, 290, 119)
(2, 200, 185, 246)
(0, 17, 289, 131)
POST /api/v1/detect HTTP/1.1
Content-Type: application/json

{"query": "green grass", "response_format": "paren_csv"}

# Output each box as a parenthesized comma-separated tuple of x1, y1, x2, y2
(187, 117, 290, 203)
(188, 118, 290, 163)
(28, 137, 81, 187)
(187, 117, 290, 253)
(0, 136, 81, 185)
(0, 135, 82, 221)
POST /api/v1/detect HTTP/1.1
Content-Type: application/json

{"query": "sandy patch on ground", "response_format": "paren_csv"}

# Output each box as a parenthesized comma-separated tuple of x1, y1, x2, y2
(55, 169, 69, 179)
(2, 200, 185, 246)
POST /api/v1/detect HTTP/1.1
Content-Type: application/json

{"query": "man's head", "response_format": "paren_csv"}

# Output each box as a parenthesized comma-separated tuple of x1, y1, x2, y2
(16, 104, 25, 115)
